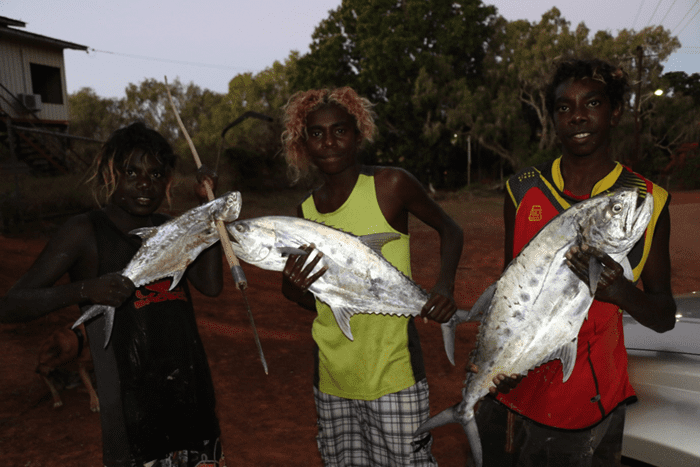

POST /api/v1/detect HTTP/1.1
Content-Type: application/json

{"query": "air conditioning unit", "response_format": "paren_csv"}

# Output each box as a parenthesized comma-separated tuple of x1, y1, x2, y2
(17, 93, 42, 112)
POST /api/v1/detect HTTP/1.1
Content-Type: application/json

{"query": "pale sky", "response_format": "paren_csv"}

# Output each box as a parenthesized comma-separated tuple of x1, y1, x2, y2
(2, 0, 698, 99)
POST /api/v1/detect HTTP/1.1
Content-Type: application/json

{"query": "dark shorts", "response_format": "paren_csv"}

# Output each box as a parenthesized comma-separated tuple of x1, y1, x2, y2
(475, 396, 626, 467)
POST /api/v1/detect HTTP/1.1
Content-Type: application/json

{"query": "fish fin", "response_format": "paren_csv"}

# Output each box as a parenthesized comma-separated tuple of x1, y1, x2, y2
(276, 246, 309, 257)
(588, 256, 604, 296)
(334, 307, 355, 341)
(560, 338, 578, 382)
(129, 226, 159, 239)
(169, 270, 186, 290)
(621, 257, 633, 281)
(531, 338, 578, 382)
(470, 282, 497, 320)
(359, 233, 401, 255)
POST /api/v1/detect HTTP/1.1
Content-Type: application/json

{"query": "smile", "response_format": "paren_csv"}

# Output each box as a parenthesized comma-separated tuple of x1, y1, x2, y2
(573, 132, 591, 140)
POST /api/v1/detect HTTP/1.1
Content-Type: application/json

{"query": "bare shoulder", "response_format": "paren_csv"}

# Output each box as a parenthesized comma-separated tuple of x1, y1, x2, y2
(40, 212, 98, 266)
(372, 166, 424, 194)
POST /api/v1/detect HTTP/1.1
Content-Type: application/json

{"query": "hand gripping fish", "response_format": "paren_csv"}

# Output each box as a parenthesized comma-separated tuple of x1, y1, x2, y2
(73, 191, 242, 347)
(413, 187, 654, 467)
(226, 216, 465, 364)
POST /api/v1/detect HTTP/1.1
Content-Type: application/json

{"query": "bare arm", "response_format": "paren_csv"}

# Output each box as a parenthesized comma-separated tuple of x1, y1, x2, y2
(377, 168, 464, 323)
(0, 215, 133, 323)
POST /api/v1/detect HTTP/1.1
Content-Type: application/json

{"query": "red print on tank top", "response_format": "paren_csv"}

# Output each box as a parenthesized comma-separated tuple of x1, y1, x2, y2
(133, 280, 187, 309)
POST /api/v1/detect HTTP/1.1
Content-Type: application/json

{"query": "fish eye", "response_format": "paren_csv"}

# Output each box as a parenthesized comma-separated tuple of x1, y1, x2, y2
(612, 204, 622, 213)
(235, 224, 247, 232)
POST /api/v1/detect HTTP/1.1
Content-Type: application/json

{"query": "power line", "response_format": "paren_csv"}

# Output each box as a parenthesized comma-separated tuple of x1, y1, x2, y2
(675, 6, 700, 37)
(671, 0, 699, 34)
(658, 0, 679, 25)
(646, 0, 666, 27)
(87, 48, 250, 72)
(632, 0, 646, 29)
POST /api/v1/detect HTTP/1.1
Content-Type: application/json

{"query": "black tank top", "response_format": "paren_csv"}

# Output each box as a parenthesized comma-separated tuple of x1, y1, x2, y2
(86, 210, 220, 465)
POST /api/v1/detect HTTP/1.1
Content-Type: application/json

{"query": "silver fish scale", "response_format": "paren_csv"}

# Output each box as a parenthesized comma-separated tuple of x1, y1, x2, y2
(416, 187, 654, 467)
(227, 216, 457, 350)
(124, 191, 242, 288)
(73, 191, 242, 346)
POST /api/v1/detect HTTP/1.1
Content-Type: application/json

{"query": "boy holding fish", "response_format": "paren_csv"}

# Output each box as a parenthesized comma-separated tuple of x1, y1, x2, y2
(0, 122, 226, 467)
(280, 87, 464, 466)
(473, 58, 677, 466)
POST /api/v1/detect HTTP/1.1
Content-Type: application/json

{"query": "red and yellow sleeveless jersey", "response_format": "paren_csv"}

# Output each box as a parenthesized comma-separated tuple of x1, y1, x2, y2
(497, 157, 669, 429)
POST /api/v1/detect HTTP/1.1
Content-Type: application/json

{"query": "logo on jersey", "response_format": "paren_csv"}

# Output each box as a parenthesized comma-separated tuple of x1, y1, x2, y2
(134, 280, 187, 309)
(528, 205, 543, 222)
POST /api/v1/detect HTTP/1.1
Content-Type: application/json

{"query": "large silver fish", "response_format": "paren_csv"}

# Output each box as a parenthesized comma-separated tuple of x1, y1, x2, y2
(226, 216, 464, 364)
(415, 187, 654, 467)
(73, 191, 242, 346)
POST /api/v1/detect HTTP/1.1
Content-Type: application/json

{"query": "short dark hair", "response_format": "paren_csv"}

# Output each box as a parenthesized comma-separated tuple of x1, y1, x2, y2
(88, 122, 176, 204)
(545, 58, 630, 119)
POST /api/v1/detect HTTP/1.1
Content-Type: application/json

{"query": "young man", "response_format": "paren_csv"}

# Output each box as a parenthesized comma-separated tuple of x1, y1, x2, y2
(280, 87, 464, 466)
(0, 122, 225, 467)
(475, 58, 676, 466)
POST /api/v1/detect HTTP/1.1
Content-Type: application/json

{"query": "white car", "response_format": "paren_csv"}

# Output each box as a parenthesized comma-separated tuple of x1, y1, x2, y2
(622, 291, 700, 467)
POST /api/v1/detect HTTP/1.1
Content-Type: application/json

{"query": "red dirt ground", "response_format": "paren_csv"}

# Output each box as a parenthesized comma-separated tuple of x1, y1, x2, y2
(1, 191, 698, 467)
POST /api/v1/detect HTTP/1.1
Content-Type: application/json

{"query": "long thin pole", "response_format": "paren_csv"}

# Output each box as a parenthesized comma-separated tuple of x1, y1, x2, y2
(164, 77, 268, 374)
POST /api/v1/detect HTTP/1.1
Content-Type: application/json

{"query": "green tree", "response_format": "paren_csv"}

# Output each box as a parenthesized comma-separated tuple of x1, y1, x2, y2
(453, 8, 681, 174)
(293, 0, 497, 187)
(219, 55, 299, 190)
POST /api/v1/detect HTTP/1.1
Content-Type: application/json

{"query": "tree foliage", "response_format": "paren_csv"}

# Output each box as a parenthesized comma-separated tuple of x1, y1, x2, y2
(66, 5, 697, 190)
(292, 0, 497, 187)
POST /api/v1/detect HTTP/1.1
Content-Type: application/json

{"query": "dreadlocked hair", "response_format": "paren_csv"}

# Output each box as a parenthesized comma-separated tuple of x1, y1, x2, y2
(87, 122, 177, 206)
(281, 87, 376, 183)
(545, 58, 630, 119)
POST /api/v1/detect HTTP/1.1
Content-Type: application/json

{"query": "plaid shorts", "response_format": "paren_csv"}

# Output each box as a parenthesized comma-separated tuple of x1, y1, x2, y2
(314, 379, 437, 467)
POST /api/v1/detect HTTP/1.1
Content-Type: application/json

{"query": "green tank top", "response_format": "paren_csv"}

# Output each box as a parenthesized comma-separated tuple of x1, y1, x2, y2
(301, 172, 422, 400)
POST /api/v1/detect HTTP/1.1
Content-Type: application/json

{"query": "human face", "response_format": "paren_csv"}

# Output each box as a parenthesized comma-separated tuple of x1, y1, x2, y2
(553, 78, 622, 159)
(304, 104, 363, 176)
(110, 149, 170, 217)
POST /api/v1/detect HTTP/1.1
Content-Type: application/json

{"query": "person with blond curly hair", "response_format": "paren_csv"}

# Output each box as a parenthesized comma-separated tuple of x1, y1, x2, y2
(280, 87, 464, 466)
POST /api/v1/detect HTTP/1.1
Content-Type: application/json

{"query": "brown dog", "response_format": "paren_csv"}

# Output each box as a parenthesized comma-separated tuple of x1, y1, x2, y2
(35, 323, 99, 412)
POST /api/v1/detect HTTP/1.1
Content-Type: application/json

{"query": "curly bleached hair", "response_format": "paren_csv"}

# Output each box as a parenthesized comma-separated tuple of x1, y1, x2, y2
(281, 87, 376, 183)
(87, 122, 176, 206)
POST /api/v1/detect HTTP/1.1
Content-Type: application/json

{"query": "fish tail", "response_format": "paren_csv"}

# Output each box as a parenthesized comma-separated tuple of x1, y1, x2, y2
(441, 308, 475, 365)
(72, 304, 116, 349)
(72, 304, 110, 328)
(414, 403, 460, 437)
(103, 306, 115, 348)
(415, 402, 482, 467)
(464, 412, 483, 467)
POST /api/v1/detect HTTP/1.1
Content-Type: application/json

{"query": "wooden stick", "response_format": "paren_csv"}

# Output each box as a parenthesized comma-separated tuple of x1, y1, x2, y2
(164, 77, 268, 374)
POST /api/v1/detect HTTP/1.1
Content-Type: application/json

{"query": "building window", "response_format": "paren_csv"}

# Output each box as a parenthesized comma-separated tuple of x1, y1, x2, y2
(30, 63, 63, 105)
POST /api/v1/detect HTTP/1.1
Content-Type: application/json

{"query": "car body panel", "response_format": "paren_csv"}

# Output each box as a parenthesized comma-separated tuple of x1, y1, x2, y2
(622, 292, 700, 467)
